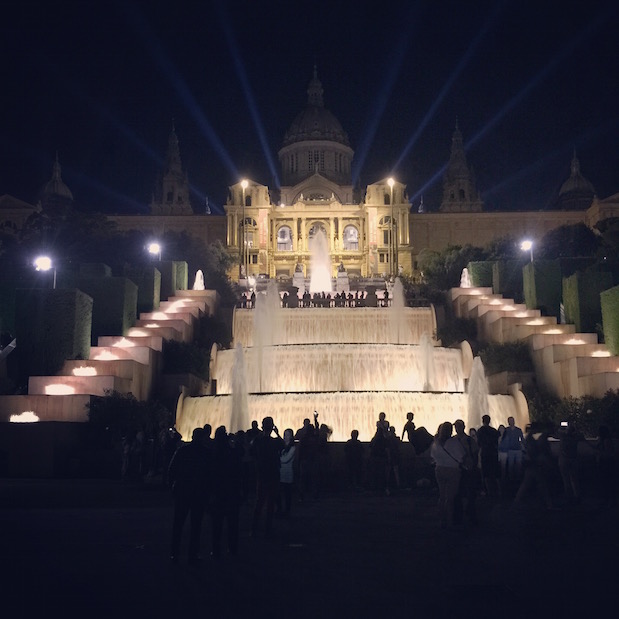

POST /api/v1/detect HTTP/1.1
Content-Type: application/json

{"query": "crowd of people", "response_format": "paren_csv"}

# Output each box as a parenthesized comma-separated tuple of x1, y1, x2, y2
(166, 411, 617, 562)
(238, 288, 392, 309)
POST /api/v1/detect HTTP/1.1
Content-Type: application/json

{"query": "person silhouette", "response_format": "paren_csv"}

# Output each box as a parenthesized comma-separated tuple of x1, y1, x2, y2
(168, 428, 210, 564)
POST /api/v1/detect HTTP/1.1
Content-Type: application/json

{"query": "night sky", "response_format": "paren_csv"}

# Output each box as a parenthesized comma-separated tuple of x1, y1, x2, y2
(2, 0, 618, 215)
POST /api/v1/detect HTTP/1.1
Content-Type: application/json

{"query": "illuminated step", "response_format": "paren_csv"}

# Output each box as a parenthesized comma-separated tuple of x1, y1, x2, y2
(139, 310, 196, 326)
(127, 325, 184, 342)
(28, 375, 132, 397)
(98, 334, 163, 352)
(0, 394, 92, 422)
(526, 332, 598, 351)
(134, 319, 191, 341)
(89, 345, 158, 366)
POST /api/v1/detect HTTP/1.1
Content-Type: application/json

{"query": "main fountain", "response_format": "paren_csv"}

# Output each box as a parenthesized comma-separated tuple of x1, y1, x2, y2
(175, 270, 528, 441)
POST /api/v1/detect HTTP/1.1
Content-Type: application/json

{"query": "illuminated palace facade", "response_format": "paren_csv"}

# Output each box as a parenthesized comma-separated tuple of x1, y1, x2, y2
(225, 69, 411, 281)
(3, 70, 619, 276)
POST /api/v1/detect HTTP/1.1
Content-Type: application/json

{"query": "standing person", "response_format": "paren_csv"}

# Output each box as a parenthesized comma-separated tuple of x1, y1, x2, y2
(369, 420, 389, 495)
(476, 415, 501, 499)
(295, 413, 319, 501)
(453, 419, 480, 526)
(278, 429, 297, 518)
(557, 422, 584, 505)
(386, 426, 402, 493)
(502, 416, 525, 482)
(168, 428, 210, 564)
(431, 422, 465, 529)
(515, 424, 554, 510)
(401, 412, 416, 442)
(595, 425, 616, 509)
(210, 427, 243, 558)
(345, 430, 365, 491)
(250, 416, 284, 537)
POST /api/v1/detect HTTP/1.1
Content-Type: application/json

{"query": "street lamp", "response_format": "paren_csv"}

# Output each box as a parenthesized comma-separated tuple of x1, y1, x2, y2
(34, 255, 56, 289)
(520, 239, 534, 262)
(147, 242, 162, 261)
(388, 177, 395, 278)
(240, 179, 248, 280)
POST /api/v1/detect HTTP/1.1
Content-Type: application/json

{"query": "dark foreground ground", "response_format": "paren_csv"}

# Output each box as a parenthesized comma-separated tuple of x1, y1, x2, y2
(1, 474, 617, 618)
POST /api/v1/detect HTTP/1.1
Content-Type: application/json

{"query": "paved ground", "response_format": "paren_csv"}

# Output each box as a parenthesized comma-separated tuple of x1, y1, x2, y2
(1, 474, 616, 618)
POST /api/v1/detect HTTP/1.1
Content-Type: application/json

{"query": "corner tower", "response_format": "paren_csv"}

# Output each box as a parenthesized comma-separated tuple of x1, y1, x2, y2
(151, 123, 193, 215)
(440, 121, 483, 213)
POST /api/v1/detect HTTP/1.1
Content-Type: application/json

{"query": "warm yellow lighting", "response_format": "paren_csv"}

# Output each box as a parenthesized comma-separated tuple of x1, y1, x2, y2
(387, 177, 394, 188)
(10, 411, 40, 423)
(148, 242, 161, 255)
(72, 366, 97, 376)
(241, 179, 249, 190)
(93, 351, 119, 360)
(129, 329, 150, 336)
(526, 319, 546, 325)
(150, 312, 168, 319)
(113, 338, 136, 348)
(514, 312, 530, 317)
(45, 384, 75, 395)
(565, 338, 587, 345)
(489, 299, 502, 305)
(144, 323, 161, 328)
(591, 351, 611, 357)
(543, 329, 563, 334)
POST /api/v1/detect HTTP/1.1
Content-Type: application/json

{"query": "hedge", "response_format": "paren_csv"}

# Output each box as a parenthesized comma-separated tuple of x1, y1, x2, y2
(492, 260, 524, 303)
(76, 276, 138, 344)
(15, 288, 92, 380)
(467, 261, 495, 287)
(124, 266, 161, 314)
(563, 269, 613, 333)
(523, 260, 562, 317)
(601, 285, 619, 355)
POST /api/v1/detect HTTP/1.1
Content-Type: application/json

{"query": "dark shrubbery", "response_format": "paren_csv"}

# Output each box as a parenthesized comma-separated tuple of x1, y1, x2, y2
(478, 341, 533, 374)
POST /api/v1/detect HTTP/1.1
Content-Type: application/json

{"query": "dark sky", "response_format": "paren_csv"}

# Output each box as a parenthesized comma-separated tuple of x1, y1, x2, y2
(2, 0, 618, 215)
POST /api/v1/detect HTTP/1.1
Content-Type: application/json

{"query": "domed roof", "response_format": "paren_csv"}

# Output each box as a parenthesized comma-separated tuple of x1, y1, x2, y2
(40, 154, 73, 202)
(559, 151, 595, 196)
(282, 68, 350, 148)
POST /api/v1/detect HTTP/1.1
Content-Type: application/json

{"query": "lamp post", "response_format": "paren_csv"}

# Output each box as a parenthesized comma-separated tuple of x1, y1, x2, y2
(388, 177, 395, 278)
(34, 255, 56, 289)
(240, 179, 248, 280)
(520, 239, 534, 262)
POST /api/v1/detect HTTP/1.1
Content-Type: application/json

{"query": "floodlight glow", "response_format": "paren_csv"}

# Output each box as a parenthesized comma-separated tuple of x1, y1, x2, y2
(93, 351, 119, 360)
(591, 351, 611, 358)
(10, 411, 40, 423)
(113, 338, 136, 348)
(45, 384, 75, 395)
(387, 177, 395, 188)
(147, 243, 161, 258)
(72, 366, 97, 376)
(241, 179, 249, 190)
(34, 256, 53, 271)
(521, 239, 534, 262)
(565, 338, 586, 345)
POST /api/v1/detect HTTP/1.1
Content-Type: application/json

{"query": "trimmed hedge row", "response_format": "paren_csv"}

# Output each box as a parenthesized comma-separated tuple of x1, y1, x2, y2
(15, 288, 92, 379)
(601, 285, 619, 355)
(563, 269, 613, 333)
(124, 266, 161, 314)
(467, 261, 495, 287)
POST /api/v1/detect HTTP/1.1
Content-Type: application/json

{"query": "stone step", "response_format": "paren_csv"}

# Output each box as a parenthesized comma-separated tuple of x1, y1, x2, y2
(139, 310, 196, 326)
(89, 345, 158, 366)
(160, 299, 207, 316)
(98, 334, 164, 352)
(134, 318, 191, 340)
(525, 332, 598, 351)
(0, 394, 92, 422)
(28, 375, 132, 397)
(127, 325, 184, 343)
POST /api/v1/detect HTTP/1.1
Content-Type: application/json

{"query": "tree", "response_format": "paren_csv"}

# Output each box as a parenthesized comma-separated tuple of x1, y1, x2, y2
(538, 223, 600, 259)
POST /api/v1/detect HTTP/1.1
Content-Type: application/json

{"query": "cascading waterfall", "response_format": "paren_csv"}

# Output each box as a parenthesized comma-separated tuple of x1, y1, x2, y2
(467, 355, 489, 430)
(176, 282, 526, 442)
(420, 332, 436, 392)
(309, 228, 333, 293)
(229, 343, 249, 433)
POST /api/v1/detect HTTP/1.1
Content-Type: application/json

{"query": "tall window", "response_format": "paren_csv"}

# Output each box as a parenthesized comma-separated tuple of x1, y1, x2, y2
(277, 225, 293, 251)
(343, 225, 359, 250)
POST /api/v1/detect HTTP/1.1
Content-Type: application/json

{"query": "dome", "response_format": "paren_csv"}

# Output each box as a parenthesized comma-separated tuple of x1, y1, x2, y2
(282, 69, 350, 148)
(39, 155, 73, 202)
(559, 152, 595, 196)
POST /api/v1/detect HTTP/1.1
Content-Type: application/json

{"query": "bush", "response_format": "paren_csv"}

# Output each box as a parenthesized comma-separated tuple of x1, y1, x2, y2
(478, 342, 533, 374)
(162, 340, 209, 378)
(524, 388, 619, 437)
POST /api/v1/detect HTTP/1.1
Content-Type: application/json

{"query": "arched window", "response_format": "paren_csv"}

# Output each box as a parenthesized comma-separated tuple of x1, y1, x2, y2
(277, 225, 293, 251)
(343, 225, 359, 250)
(308, 223, 328, 251)
(459, 189, 466, 201)
(384, 193, 391, 205)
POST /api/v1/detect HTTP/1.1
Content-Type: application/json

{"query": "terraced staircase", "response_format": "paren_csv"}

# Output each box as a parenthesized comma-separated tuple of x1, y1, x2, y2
(451, 287, 619, 399)
(0, 290, 217, 423)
